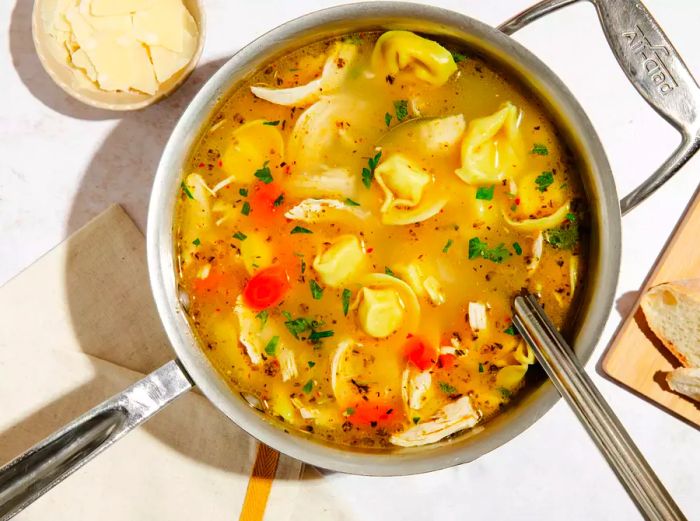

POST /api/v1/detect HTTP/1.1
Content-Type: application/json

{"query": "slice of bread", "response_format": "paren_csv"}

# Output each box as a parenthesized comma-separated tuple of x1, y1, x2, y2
(640, 279, 700, 368)
(666, 367, 700, 402)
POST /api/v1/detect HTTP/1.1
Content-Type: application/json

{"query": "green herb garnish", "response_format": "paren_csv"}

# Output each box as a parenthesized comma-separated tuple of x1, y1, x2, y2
(412, 416, 421, 424)
(504, 325, 518, 336)
(468, 237, 510, 263)
(192, 238, 201, 246)
(264, 336, 280, 356)
(309, 280, 324, 300)
(498, 387, 512, 399)
(241, 201, 251, 216)
(478, 362, 484, 373)
(290, 226, 312, 234)
(476, 185, 495, 201)
(302, 380, 314, 393)
(535, 171, 554, 192)
(263, 120, 280, 126)
(566, 212, 577, 222)
(273, 193, 284, 207)
(309, 330, 334, 342)
(239, 188, 248, 197)
(384, 266, 396, 277)
(344, 198, 360, 207)
(307, 361, 316, 368)
(442, 239, 453, 254)
(256, 310, 269, 329)
(345, 407, 355, 416)
(180, 181, 194, 199)
(384, 112, 392, 127)
(361, 151, 382, 188)
(232, 231, 247, 241)
(545, 224, 579, 250)
(439, 382, 458, 394)
(342, 288, 352, 316)
(531, 143, 549, 156)
(451, 51, 467, 63)
(254, 161, 273, 184)
(393, 99, 409, 122)
(512, 242, 522, 255)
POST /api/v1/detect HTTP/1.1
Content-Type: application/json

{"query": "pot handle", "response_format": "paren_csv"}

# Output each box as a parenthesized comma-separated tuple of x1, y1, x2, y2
(499, 0, 700, 215)
(0, 360, 194, 521)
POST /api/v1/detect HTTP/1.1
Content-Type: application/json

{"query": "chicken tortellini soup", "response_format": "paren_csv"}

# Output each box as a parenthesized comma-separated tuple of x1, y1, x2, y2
(176, 31, 587, 448)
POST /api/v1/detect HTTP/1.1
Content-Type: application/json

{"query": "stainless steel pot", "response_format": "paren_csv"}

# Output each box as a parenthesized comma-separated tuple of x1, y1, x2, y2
(2, 0, 699, 518)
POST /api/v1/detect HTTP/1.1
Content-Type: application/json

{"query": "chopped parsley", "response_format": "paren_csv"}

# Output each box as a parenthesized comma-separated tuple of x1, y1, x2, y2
(343, 33, 362, 45)
(344, 197, 360, 207)
(531, 143, 549, 156)
(264, 336, 280, 356)
(393, 99, 409, 122)
(239, 187, 248, 197)
(302, 380, 314, 393)
(468, 237, 510, 263)
(345, 407, 355, 416)
(498, 387, 512, 399)
(504, 325, 518, 336)
(442, 239, 453, 254)
(232, 231, 247, 241)
(512, 242, 522, 255)
(342, 288, 352, 316)
(384, 112, 392, 127)
(451, 51, 467, 63)
(307, 361, 316, 368)
(241, 201, 251, 216)
(256, 310, 268, 329)
(546, 224, 579, 250)
(566, 212, 577, 222)
(412, 416, 421, 424)
(273, 193, 284, 207)
(290, 226, 312, 234)
(192, 237, 201, 246)
(263, 120, 280, 126)
(254, 161, 273, 184)
(384, 266, 397, 277)
(309, 279, 324, 300)
(300, 258, 306, 274)
(180, 181, 194, 199)
(476, 185, 495, 201)
(361, 151, 382, 188)
(535, 171, 554, 192)
(478, 362, 484, 373)
(439, 382, 458, 394)
(309, 329, 334, 342)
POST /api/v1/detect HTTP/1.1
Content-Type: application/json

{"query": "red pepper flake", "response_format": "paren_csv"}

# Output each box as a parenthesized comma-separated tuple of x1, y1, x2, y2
(198, 162, 205, 168)
(515, 197, 521, 205)
(284, 164, 292, 175)
(217, 160, 223, 167)
(366, 247, 374, 253)
(406, 333, 413, 339)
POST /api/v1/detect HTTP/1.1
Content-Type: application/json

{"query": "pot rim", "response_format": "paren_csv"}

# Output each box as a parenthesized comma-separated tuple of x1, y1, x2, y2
(147, 1, 621, 476)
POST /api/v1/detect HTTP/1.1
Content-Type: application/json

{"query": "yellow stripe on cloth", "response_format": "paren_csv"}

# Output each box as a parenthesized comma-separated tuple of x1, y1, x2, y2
(238, 444, 280, 521)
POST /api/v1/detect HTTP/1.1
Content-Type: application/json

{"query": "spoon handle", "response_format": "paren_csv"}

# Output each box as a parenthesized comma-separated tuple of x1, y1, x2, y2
(513, 293, 686, 521)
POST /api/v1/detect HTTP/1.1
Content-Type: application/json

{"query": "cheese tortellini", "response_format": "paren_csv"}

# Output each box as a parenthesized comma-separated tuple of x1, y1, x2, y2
(496, 341, 536, 391)
(455, 102, 524, 185)
(220, 120, 284, 183)
(371, 30, 457, 86)
(374, 154, 447, 225)
(353, 273, 420, 338)
(313, 234, 366, 287)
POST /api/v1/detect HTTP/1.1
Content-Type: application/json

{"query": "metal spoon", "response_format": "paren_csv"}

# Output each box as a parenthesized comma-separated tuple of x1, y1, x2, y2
(512, 291, 686, 521)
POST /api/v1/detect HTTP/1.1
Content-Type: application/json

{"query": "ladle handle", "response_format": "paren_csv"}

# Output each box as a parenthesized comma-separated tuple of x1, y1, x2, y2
(513, 293, 686, 521)
(0, 360, 194, 521)
(500, 0, 700, 215)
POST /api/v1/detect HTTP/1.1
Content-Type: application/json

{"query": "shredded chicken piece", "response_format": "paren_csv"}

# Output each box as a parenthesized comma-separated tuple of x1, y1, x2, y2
(278, 347, 298, 382)
(284, 198, 370, 222)
(468, 302, 488, 331)
(234, 295, 263, 365)
(390, 396, 481, 447)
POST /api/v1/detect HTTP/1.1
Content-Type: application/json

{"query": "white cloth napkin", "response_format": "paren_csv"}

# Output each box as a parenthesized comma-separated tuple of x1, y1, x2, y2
(0, 205, 302, 520)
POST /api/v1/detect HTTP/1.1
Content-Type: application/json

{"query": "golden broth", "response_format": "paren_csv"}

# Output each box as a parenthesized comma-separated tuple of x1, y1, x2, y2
(175, 32, 587, 449)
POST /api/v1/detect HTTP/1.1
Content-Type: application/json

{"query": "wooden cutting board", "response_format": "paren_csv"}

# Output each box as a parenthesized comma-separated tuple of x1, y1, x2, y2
(602, 188, 700, 427)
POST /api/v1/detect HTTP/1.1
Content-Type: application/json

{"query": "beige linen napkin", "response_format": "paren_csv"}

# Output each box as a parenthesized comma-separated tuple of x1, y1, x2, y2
(0, 205, 302, 520)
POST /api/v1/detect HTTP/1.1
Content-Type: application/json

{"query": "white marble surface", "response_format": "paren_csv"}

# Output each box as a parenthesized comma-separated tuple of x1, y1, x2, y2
(1, 0, 699, 519)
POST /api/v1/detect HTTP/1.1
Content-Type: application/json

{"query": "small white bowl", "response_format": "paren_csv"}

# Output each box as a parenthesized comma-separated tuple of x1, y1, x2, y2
(31, 0, 205, 111)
